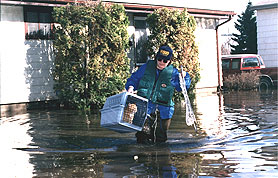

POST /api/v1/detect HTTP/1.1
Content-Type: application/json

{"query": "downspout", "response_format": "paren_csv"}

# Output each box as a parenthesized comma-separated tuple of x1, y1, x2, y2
(215, 15, 232, 91)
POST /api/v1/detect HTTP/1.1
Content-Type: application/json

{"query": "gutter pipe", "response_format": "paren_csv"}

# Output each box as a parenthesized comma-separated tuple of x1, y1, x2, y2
(215, 15, 233, 91)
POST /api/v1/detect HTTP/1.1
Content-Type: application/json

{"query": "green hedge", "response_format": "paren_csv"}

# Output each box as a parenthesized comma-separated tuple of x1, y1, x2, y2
(52, 2, 130, 111)
(146, 8, 200, 99)
(52, 4, 200, 111)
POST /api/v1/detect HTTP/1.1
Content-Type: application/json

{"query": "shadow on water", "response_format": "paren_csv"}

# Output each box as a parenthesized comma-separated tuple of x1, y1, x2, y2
(0, 90, 277, 177)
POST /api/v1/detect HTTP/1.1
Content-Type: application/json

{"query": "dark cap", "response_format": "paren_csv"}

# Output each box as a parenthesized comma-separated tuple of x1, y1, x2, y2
(156, 45, 173, 61)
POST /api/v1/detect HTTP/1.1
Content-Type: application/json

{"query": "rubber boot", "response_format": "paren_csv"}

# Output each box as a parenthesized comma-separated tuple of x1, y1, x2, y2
(136, 114, 156, 144)
(155, 118, 171, 143)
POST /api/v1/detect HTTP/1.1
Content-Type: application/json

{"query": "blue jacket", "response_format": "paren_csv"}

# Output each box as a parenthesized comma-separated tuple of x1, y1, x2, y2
(125, 61, 191, 119)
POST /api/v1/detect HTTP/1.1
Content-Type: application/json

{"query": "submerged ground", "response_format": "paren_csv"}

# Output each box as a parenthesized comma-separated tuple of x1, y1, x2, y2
(0, 90, 277, 177)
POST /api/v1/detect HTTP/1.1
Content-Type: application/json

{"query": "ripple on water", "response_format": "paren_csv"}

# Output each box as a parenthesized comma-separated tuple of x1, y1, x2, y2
(1, 91, 277, 178)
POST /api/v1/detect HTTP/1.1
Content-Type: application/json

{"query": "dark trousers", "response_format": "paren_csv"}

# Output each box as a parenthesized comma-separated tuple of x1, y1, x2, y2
(136, 112, 171, 143)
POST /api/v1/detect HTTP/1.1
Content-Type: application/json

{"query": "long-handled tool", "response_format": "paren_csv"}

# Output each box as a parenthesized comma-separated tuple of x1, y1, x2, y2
(179, 66, 197, 132)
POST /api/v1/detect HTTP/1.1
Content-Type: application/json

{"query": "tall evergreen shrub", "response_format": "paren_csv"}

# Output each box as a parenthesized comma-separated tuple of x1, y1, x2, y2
(146, 8, 200, 90)
(52, 2, 130, 111)
(231, 2, 257, 54)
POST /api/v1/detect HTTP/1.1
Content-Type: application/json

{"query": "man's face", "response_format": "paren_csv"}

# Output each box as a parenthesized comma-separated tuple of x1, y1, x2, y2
(157, 58, 170, 70)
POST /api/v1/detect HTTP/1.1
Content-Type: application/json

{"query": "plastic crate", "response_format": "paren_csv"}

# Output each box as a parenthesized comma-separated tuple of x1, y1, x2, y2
(100, 92, 148, 133)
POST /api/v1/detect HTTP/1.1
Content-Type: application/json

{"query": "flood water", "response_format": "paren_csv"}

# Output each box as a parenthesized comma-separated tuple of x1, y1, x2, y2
(0, 90, 277, 178)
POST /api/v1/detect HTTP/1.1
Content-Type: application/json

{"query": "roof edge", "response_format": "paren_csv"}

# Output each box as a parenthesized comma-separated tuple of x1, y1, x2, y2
(1, 0, 236, 17)
(251, 3, 278, 10)
(113, 2, 236, 17)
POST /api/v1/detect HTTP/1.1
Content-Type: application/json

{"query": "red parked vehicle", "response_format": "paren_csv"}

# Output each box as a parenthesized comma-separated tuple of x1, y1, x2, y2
(221, 54, 277, 90)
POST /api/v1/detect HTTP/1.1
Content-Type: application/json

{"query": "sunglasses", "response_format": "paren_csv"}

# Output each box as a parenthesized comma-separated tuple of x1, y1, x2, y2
(157, 58, 169, 63)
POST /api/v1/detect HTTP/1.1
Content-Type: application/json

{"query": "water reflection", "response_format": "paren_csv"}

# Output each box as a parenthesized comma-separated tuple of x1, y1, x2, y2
(195, 91, 227, 139)
(0, 90, 277, 177)
(193, 90, 278, 177)
(0, 114, 34, 177)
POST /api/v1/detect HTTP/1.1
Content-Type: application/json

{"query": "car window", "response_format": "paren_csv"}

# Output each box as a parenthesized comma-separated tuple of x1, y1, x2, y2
(258, 56, 264, 65)
(231, 58, 240, 69)
(222, 60, 230, 69)
(242, 58, 259, 67)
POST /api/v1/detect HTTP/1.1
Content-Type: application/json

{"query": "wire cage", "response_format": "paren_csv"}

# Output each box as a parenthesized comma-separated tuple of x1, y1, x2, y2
(100, 92, 148, 133)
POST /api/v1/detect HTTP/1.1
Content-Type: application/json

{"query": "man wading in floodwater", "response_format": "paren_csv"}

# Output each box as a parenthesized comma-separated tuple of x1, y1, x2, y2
(125, 45, 191, 143)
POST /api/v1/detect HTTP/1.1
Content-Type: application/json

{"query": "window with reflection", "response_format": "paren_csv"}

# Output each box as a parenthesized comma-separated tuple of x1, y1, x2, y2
(258, 56, 264, 65)
(222, 60, 230, 70)
(242, 58, 259, 67)
(24, 6, 53, 40)
(195, 17, 219, 29)
(134, 17, 148, 65)
(231, 58, 240, 69)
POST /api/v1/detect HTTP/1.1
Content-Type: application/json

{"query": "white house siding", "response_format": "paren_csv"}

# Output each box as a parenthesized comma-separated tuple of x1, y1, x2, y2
(0, 5, 56, 105)
(195, 29, 218, 90)
(24, 40, 56, 102)
(256, 8, 278, 67)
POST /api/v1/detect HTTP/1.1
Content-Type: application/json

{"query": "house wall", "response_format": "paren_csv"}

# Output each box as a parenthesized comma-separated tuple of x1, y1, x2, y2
(256, 8, 278, 68)
(0, 5, 56, 105)
(0, 3, 224, 107)
(195, 29, 218, 91)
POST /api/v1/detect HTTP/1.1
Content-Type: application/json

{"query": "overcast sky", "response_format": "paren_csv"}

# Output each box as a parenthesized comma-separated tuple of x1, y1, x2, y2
(191, 0, 276, 14)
